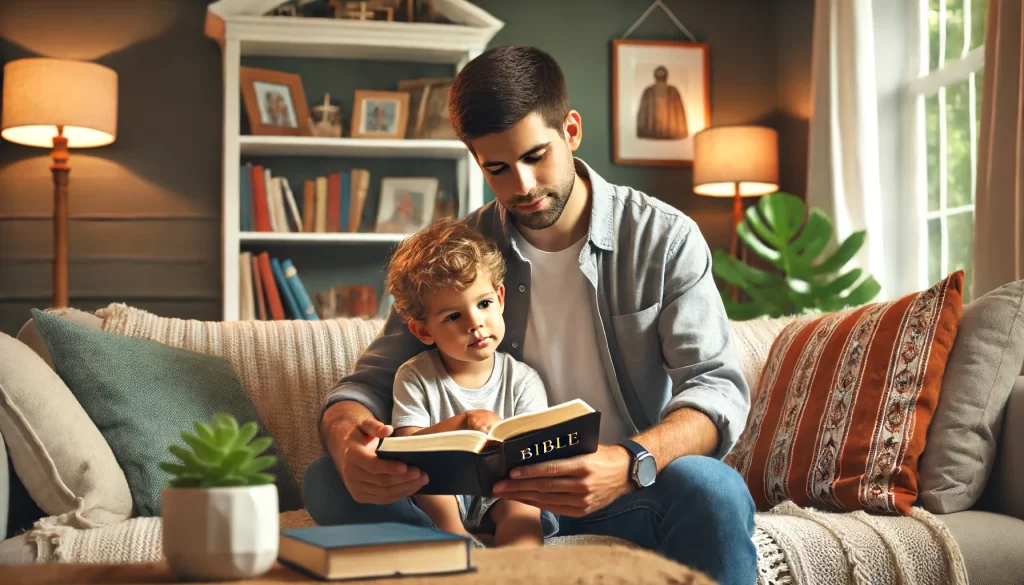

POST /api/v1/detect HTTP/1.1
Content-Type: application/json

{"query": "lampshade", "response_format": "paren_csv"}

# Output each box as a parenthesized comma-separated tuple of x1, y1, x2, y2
(1, 58, 118, 148)
(692, 125, 778, 197)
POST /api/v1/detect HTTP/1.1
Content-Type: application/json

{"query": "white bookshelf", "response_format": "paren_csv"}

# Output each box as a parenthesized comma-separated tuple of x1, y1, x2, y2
(238, 136, 468, 159)
(238, 232, 407, 244)
(207, 0, 502, 321)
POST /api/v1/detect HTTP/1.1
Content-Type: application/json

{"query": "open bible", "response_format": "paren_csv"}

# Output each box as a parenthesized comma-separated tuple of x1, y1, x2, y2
(376, 399, 601, 495)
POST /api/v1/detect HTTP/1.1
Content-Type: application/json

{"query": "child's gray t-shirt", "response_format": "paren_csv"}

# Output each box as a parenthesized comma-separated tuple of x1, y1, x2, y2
(391, 350, 549, 429)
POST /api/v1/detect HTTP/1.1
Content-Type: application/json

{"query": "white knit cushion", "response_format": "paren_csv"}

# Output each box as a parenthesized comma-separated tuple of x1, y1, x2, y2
(96, 304, 385, 487)
(728, 316, 802, 393)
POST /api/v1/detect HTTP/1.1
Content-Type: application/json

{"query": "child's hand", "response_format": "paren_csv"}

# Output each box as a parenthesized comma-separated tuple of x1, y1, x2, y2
(463, 410, 501, 434)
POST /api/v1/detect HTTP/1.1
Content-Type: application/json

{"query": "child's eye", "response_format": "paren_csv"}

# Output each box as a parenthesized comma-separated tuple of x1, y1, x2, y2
(479, 299, 493, 309)
(444, 312, 460, 322)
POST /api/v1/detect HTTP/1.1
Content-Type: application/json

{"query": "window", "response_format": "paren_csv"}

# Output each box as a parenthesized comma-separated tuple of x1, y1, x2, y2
(907, 0, 986, 300)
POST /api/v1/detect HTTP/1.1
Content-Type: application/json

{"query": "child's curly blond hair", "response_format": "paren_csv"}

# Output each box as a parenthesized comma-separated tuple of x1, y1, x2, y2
(385, 218, 506, 322)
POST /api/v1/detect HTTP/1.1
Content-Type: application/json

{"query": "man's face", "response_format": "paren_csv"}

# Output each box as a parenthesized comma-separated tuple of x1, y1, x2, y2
(469, 112, 580, 230)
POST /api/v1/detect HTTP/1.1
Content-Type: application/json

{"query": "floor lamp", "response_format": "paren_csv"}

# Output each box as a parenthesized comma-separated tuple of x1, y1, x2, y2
(692, 125, 779, 260)
(1, 58, 118, 308)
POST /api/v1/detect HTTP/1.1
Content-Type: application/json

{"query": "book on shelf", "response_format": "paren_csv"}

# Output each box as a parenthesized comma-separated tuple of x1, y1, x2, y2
(376, 399, 601, 496)
(239, 164, 371, 235)
(238, 251, 319, 321)
(278, 522, 474, 581)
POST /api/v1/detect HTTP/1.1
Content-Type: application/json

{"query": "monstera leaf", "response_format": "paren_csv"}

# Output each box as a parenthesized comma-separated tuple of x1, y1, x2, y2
(712, 192, 881, 320)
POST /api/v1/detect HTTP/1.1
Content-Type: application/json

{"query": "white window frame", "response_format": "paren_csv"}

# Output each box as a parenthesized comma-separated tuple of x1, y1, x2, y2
(904, 0, 984, 291)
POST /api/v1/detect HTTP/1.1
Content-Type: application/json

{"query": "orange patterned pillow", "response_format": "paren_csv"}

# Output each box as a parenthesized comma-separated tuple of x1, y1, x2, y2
(725, 271, 964, 515)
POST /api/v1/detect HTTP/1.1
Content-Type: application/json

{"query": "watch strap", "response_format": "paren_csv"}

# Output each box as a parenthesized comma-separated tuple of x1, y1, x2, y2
(620, 439, 649, 459)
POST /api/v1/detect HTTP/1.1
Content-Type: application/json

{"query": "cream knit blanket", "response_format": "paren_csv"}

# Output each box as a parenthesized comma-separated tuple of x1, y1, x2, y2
(96, 303, 386, 488)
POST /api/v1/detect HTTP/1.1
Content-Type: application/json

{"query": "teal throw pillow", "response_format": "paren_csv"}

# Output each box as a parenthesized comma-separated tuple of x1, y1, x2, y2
(31, 309, 303, 516)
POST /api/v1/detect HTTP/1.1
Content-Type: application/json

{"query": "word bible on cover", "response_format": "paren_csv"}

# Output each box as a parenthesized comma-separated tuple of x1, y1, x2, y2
(375, 399, 601, 495)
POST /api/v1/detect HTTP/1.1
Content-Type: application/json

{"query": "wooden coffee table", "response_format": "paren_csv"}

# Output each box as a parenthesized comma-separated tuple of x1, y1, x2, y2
(0, 544, 715, 585)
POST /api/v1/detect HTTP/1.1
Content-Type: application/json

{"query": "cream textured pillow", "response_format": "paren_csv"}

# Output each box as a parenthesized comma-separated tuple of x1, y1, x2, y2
(0, 331, 133, 527)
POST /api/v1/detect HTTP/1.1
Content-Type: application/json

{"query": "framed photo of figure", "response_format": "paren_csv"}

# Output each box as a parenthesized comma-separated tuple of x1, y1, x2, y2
(374, 177, 438, 234)
(239, 67, 311, 136)
(612, 39, 710, 166)
(351, 90, 410, 139)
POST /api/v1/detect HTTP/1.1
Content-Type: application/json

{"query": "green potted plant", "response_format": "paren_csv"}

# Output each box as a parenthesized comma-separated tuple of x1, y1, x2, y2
(713, 192, 882, 320)
(160, 413, 279, 581)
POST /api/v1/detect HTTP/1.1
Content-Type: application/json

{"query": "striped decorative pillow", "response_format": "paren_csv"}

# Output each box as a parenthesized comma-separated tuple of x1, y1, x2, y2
(725, 271, 965, 515)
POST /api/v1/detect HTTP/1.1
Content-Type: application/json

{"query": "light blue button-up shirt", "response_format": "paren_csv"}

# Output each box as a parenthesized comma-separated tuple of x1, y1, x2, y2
(321, 158, 751, 459)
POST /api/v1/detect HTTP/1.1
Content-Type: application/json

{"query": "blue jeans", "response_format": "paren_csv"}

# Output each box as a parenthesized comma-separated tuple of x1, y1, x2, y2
(303, 455, 756, 585)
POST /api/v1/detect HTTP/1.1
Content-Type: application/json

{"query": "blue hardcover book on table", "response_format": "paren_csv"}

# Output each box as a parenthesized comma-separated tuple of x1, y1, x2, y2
(278, 522, 474, 581)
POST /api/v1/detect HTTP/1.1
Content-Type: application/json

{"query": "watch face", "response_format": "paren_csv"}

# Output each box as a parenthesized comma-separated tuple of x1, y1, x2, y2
(637, 456, 657, 486)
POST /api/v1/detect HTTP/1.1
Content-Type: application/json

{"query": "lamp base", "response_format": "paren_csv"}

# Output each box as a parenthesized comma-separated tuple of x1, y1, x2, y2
(728, 184, 743, 301)
(51, 128, 70, 308)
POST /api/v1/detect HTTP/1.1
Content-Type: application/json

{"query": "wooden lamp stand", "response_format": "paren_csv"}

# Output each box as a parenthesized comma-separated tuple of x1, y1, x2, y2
(50, 125, 70, 308)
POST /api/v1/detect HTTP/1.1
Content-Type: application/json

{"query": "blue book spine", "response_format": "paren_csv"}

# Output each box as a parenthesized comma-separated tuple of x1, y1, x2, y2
(281, 259, 319, 320)
(271, 257, 301, 320)
(340, 171, 351, 233)
(240, 164, 253, 232)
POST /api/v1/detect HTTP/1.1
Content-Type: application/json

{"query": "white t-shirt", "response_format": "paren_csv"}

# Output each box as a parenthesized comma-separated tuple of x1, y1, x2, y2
(514, 230, 631, 444)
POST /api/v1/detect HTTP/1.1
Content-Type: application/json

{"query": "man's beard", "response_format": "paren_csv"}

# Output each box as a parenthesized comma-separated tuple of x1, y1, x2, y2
(503, 161, 577, 231)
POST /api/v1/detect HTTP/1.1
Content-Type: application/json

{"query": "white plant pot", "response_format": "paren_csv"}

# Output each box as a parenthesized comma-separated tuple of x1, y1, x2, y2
(162, 484, 279, 581)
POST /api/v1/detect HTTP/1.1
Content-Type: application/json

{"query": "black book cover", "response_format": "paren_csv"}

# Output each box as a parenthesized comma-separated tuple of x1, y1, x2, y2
(376, 411, 601, 496)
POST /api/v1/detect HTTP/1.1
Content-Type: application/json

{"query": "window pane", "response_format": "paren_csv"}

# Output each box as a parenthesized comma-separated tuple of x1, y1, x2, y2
(970, 0, 988, 51)
(928, 217, 942, 285)
(926, 93, 941, 212)
(947, 78, 972, 208)
(945, 0, 966, 62)
(947, 211, 975, 301)
(930, 0, 942, 71)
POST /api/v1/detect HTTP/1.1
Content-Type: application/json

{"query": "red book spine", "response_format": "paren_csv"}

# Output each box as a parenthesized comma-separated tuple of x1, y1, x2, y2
(250, 165, 272, 232)
(257, 252, 285, 320)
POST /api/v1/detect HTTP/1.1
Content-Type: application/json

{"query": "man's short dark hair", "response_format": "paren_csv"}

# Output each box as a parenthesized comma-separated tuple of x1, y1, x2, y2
(447, 45, 570, 143)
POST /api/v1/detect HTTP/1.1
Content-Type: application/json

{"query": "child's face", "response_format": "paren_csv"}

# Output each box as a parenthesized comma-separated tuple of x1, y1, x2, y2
(408, 274, 506, 364)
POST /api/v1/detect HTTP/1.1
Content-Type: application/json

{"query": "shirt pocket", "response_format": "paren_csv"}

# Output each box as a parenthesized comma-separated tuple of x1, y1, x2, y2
(610, 303, 662, 397)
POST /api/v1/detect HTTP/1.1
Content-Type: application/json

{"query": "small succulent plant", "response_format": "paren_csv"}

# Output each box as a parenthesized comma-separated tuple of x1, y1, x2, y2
(161, 413, 277, 488)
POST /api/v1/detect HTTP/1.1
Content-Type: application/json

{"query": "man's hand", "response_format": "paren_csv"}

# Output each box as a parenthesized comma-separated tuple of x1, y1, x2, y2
(490, 445, 633, 517)
(463, 409, 502, 434)
(327, 417, 429, 504)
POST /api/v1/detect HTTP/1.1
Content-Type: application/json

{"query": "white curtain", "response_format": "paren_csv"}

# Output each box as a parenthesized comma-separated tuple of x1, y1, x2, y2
(807, 0, 897, 299)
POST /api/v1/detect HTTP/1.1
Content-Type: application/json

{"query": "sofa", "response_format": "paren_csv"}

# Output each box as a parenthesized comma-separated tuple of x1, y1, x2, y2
(0, 277, 1022, 585)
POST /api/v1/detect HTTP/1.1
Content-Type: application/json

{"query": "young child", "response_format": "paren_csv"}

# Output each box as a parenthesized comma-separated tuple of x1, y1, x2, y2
(385, 218, 552, 548)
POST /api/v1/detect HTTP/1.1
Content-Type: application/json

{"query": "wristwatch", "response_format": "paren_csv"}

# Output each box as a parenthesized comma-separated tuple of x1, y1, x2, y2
(620, 439, 657, 489)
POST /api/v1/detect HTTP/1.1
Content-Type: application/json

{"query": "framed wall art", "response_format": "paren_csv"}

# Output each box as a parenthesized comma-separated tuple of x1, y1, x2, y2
(350, 90, 410, 139)
(240, 66, 311, 136)
(612, 39, 710, 166)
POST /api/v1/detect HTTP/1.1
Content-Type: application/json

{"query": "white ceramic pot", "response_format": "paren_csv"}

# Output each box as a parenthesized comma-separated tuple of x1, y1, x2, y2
(162, 484, 279, 581)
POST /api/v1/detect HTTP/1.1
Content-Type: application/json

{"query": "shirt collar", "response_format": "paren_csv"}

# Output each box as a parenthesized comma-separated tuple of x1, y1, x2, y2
(496, 157, 615, 256)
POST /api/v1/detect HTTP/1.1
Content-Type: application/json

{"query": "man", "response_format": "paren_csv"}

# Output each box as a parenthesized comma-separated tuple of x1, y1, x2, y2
(304, 45, 756, 585)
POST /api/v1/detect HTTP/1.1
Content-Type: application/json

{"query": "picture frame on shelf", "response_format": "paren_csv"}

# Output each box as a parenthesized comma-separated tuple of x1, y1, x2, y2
(350, 90, 410, 139)
(398, 77, 456, 139)
(611, 39, 710, 166)
(374, 177, 438, 234)
(240, 67, 312, 136)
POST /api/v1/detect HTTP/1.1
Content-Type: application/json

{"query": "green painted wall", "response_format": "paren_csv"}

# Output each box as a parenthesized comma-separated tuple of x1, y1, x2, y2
(0, 0, 813, 335)
(474, 0, 815, 253)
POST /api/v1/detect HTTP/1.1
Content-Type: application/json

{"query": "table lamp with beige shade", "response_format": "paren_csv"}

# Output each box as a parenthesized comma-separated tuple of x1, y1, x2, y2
(1, 58, 118, 308)
(692, 125, 779, 260)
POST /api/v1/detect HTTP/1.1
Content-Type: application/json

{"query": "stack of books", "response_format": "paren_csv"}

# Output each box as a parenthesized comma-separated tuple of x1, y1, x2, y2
(240, 163, 371, 233)
(238, 251, 317, 321)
